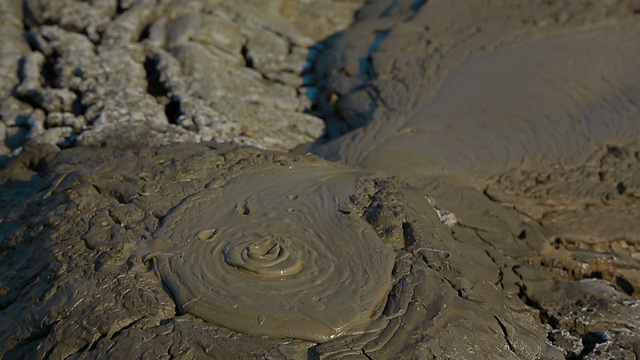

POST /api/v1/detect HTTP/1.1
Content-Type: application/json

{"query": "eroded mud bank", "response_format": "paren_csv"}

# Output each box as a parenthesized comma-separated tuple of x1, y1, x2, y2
(1, 0, 640, 359)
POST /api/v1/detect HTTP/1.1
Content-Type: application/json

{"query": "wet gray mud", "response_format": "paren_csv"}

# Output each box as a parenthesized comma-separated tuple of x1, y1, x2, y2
(1, 0, 640, 359)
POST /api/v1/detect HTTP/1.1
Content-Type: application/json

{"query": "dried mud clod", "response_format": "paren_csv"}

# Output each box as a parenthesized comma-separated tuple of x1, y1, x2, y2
(484, 142, 640, 358)
(2, 0, 369, 158)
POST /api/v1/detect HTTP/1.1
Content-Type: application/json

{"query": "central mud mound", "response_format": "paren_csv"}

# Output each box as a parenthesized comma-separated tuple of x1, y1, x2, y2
(0, 143, 557, 358)
(150, 165, 394, 342)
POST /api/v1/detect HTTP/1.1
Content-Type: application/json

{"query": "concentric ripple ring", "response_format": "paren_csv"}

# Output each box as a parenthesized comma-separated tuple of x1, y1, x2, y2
(222, 233, 304, 277)
(152, 164, 395, 342)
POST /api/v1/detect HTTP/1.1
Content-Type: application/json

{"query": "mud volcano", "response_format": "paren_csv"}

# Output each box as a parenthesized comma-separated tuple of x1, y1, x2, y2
(0, 144, 559, 358)
(150, 164, 394, 342)
(1, 0, 640, 359)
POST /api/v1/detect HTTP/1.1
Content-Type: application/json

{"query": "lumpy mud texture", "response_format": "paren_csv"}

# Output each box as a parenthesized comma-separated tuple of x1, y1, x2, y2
(0, 0, 365, 158)
(2, 0, 640, 359)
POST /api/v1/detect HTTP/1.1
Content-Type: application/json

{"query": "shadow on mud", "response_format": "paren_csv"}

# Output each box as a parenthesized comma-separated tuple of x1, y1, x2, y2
(300, 0, 426, 148)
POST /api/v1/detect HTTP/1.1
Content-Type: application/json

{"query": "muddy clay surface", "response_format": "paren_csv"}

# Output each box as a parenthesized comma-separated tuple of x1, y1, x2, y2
(1, 0, 640, 359)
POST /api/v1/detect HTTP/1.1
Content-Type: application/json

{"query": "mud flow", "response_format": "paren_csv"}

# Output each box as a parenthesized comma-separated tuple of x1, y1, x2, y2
(1, 0, 639, 359)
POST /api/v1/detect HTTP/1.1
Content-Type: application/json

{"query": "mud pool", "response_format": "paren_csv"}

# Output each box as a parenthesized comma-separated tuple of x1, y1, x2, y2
(1, 0, 640, 359)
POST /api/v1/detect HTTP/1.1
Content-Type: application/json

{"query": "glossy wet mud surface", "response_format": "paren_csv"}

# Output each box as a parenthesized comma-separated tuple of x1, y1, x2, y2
(1, 0, 640, 359)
